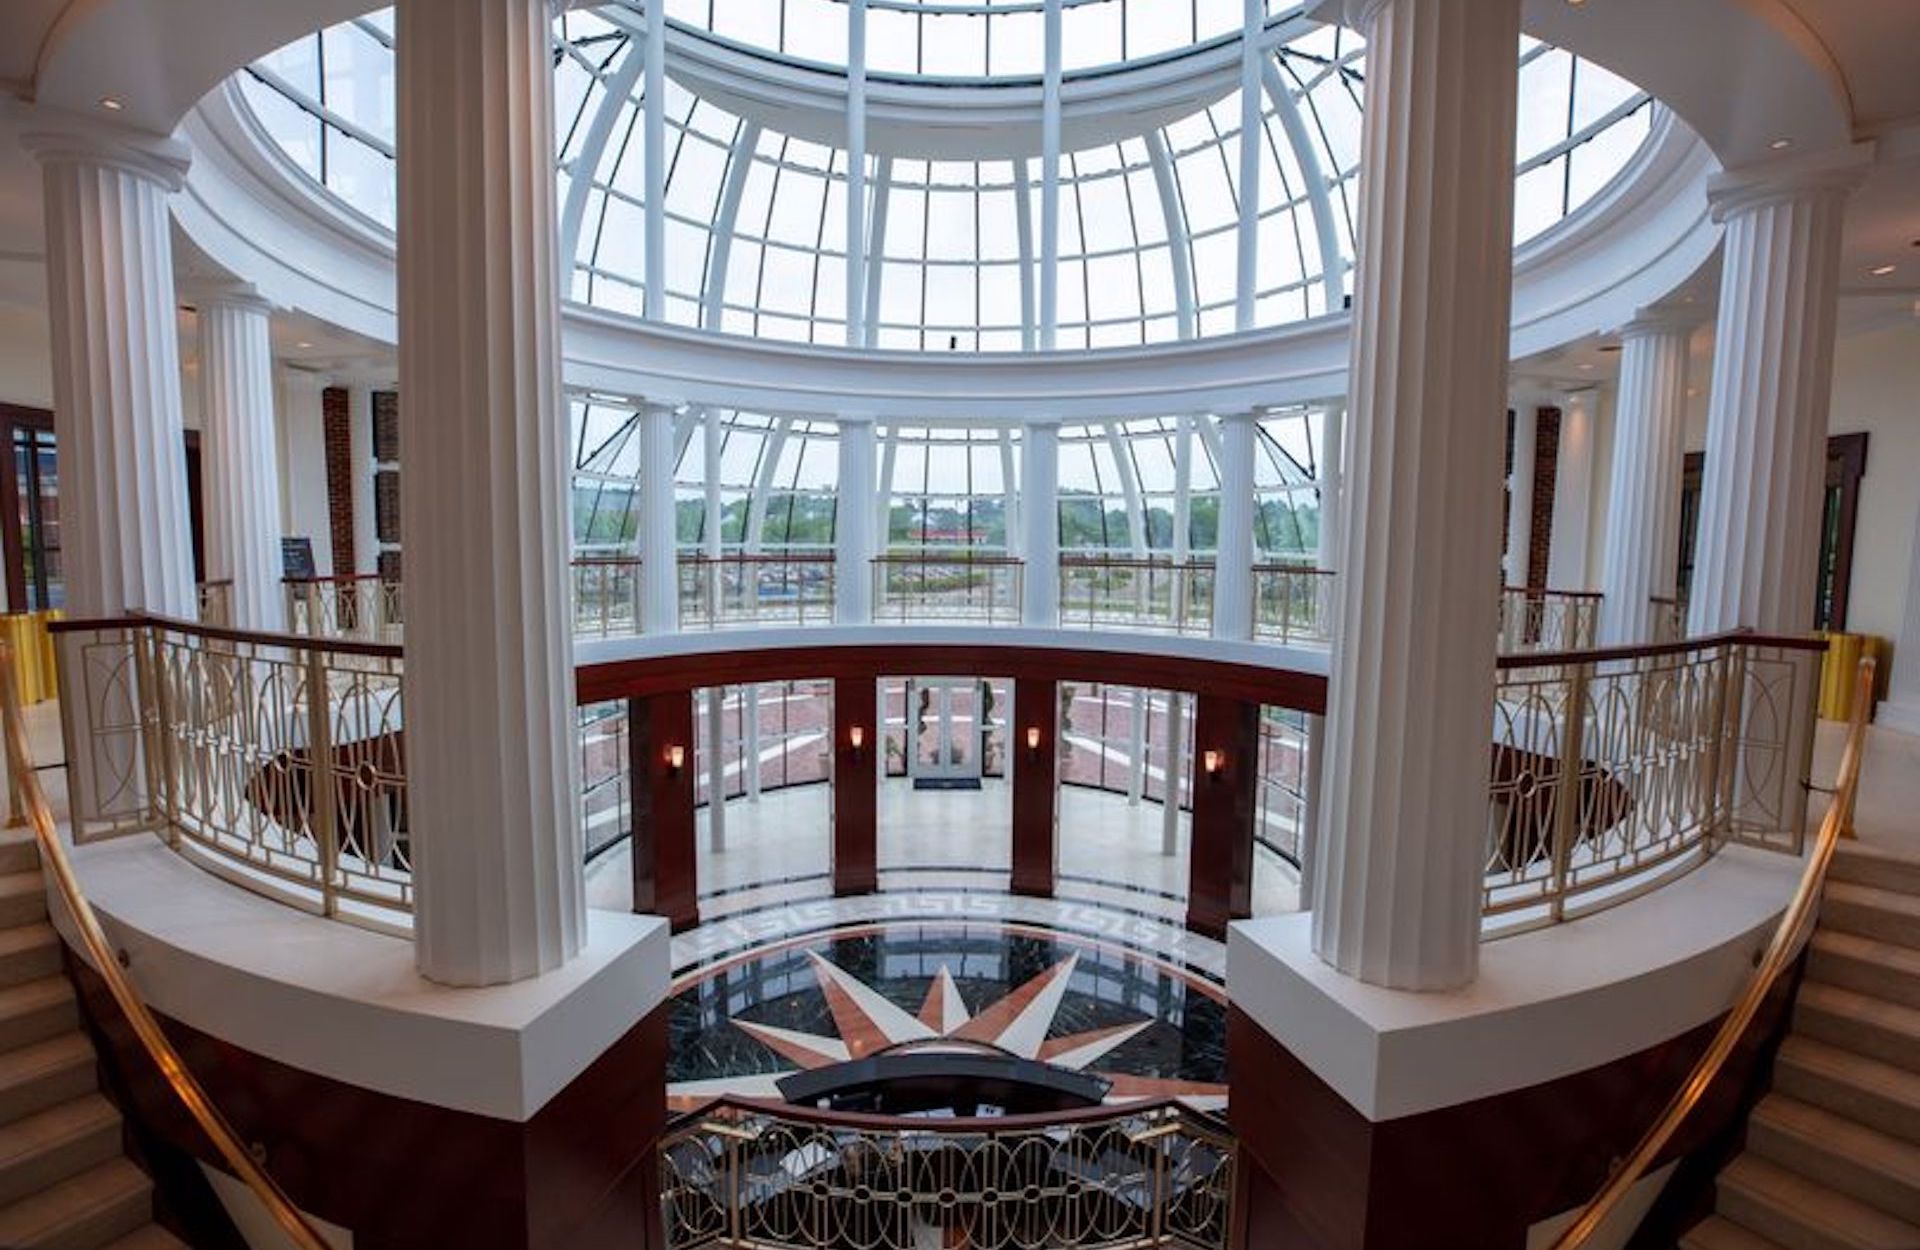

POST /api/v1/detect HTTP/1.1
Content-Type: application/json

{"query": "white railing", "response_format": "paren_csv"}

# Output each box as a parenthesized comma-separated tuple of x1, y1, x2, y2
(284, 575, 404, 645)
(1498, 586, 1601, 653)
(1058, 554, 1213, 634)
(872, 552, 1024, 624)
(1483, 631, 1823, 933)
(1251, 564, 1337, 646)
(678, 553, 836, 629)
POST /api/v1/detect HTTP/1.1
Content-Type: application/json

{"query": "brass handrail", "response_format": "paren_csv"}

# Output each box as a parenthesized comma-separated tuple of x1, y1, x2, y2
(1548, 655, 1877, 1249)
(0, 643, 333, 1250)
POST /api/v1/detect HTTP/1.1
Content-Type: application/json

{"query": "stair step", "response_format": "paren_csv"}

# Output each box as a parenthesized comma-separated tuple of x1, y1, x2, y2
(0, 977, 77, 1054)
(1825, 882, 1920, 951)
(0, 1156, 152, 1250)
(0, 924, 63, 994)
(1810, 930, 1920, 1011)
(0, 1095, 123, 1210)
(103, 1226, 190, 1250)
(1681, 1215, 1787, 1250)
(0, 871, 47, 929)
(1776, 1035, 1920, 1148)
(1833, 844, 1920, 899)
(1717, 1155, 1920, 1250)
(0, 1035, 98, 1128)
(0, 831, 39, 877)
(1748, 1094, 1920, 1225)
(1795, 983, 1920, 1077)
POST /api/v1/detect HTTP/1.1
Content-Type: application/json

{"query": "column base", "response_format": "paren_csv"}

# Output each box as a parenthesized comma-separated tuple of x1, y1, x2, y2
(1876, 699, 1920, 737)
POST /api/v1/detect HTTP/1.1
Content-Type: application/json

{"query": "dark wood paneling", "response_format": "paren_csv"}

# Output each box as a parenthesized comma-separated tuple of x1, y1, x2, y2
(578, 643, 1326, 714)
(833, 676, 878, 896)
(630, 693, 697, 932)
(1010, 678, 1057, 898)
(66, 952, 670, 1250)
(1227, 960, 1802, 1250)
(1187, 694, 1258, 939)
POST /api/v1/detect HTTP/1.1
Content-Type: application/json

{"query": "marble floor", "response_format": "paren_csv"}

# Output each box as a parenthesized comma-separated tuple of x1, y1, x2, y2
(1813, 719, 1920, 858)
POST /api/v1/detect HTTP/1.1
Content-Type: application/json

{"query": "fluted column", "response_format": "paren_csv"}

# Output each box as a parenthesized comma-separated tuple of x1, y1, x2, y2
(24, 116, 195, 619)
(1879, 503, 1920, 736)
(835, 417, 877, 623)
(1546, 389, 1596, 593)
(1688, 148, 1870, 636)
(396, 0, 585, 985)
(1597, 312, 1695, 645)
(638, 403, 679, 634)
(1311, 0, 1519, 991)
(1212, 411, 1257, 640)
(1020, 421, 1059, 626)
(197, 287, 286, 631)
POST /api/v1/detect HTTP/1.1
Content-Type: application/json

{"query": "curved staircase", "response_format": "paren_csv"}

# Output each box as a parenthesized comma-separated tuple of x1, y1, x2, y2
(0, 826, 185, 1250)
(1684, 842, 1920, 1250)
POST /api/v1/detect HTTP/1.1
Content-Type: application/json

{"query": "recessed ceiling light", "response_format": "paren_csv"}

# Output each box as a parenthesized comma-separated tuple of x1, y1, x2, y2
(1687, 387, 1700, 397)
(296, 341, 313, 349)
(99, 97, 124, 112)
(1577, 363, 1594, 371)
(1769, 138, 1792, 151)
(1870, 264, 1897, 277)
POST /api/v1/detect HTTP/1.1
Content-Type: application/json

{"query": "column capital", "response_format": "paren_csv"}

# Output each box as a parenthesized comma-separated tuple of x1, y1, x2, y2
(1706, 141, 1873, 223)
(836, 412, 878, 427)
(18, 104, 192, 192)
(1620, 305, 1707, 341)
(277, 366, 332, 393)
(183, 279, 275, 317)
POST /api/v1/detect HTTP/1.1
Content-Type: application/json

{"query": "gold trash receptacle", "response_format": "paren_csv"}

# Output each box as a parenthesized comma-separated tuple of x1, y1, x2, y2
(1821, 633, 1865, 721)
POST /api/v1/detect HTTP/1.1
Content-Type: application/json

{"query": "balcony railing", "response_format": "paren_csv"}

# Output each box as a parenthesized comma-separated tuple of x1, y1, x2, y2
(572, 555, 645, 638)
(1483, 631, 1824, 934)
(196, 579, 233, 627)
(1251, 564, 1336, 646)
(873, 551, 1024, 624)
(1650, 595, 1686, 645)
(660, 1097, 1234, 1250)
(678, 552, 836, 629)
(285, 574, 404, 644)
(1498, 586, 1600, 653)
(1058, 554, 1213, 634)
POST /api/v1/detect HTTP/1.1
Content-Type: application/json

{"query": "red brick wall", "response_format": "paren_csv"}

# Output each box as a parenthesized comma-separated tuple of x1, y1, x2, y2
(323, 387, 356, 576)
(1527, 407, 1561, 591)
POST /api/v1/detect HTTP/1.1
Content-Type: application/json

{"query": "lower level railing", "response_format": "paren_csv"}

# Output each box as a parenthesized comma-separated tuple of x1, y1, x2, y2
(660, 1098, 1234, 1250)
(1058, 555, 1213, 634)
(1499, 586, 1601, 653)
(1251, 564, 1336, 645)
(873, 551, 1024, 624)
(678, 552, 836, 628)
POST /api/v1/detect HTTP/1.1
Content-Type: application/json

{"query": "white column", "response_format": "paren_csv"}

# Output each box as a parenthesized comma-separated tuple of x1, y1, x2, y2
(1161, 692, 1185, 856)
(396, 0, 584, 985)
(642, 0, 667, 322)
(845, 0, 868, 346)
(1037, 1, 1062, 350)
(1879, 502, 1920, 736)
(639, 403, 680, 633)
(1234, 0, 1263, 332)
(1547, 389, 1596, 592)
(1504, 401, 1537, 588)
(702, 409, 726, 849)
(24, 117, 195, 619)
(1211, 412, 1257, 640)
(1020, 421, 1060, 626)
(1316, 402, 1344, 571)
(196, 287, 286, 631)
(1688, 149, 1868, 635)
(1311, 0, 1520, 991)
(836, 417, 877, 623)
(349, 383, 379, 575)
(1597, 312, 1694, 645)
(276, 369, 334, 577)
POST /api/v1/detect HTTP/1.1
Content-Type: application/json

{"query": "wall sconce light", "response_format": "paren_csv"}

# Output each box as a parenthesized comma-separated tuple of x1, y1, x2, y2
(666, 744, 685, 776)
(1025, 726, 1042, 755)
(849, 725, 866, 755)
(1202, 749, 1223, 778)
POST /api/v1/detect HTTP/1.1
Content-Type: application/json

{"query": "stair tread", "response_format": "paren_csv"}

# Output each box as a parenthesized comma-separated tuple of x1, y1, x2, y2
(1754, 1093, 1920, 1188)
(0, 1156, 150, 1242)
(0, 975, 74, 1021)
(1779, 1035, 1920, 1113)
(1722, 1155, 1920, 1247)
(0, 1034, 94, 1090)
(0, 923, 59, 960)
(1813, 929, 1920, 980)
(1836, 843, 1920, 875)
(103, 1226, 189, 1250)
(1831, 881, 1920, 919)
(1682, 1215, 1788, 1250)
(0, 1095, 119, 1168)
(1800, 982, 1920, 1037)
(0, 871, 44, 901)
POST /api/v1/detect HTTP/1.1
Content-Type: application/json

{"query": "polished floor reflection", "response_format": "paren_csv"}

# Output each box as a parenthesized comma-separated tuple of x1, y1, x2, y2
(667, 922, 1228, 1113)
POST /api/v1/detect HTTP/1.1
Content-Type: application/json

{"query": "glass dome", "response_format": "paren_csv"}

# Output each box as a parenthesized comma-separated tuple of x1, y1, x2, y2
(571, 404, 1330, 559)
(236, 6, 1655, 351)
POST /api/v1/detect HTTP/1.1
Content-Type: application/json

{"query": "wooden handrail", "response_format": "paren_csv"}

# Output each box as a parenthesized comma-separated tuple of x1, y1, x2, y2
(1495, 627, 1828, 670)
(666, 1090, 1227, 1137)
(52, 612, 404, 661)
(1548, 655, 1876, 1249)
(0, 642, 333, 1250)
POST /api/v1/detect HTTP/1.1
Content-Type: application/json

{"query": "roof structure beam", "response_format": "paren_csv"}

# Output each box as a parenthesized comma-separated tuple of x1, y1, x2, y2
(1038, 0, 1062, 351)
(642, 0, 667, 321)
(703, 120, 764, 330)
(1261, 58, 1346, 313)
(557, 33, 646, 273)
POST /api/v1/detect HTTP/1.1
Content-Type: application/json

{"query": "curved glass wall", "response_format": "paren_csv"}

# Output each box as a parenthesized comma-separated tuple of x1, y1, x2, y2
(569, 404, 1331, 560)
(238, 6, 1656, 349)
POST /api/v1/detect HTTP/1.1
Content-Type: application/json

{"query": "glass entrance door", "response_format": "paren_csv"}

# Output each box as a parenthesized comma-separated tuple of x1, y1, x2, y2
(907, 678, 984, 788)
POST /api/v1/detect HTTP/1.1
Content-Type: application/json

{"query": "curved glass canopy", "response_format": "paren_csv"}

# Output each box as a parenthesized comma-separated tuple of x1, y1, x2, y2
(571, 404, 1328, 559)
(238, 5, 1654, 351)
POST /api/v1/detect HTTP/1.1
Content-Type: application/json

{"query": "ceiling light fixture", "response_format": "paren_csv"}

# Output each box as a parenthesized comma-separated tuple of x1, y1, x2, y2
(99, 97, 124, 112)
(295, 341, 313, 349)
(1769, 138, 1792, 151)
(1869, 264, 1896, 277)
